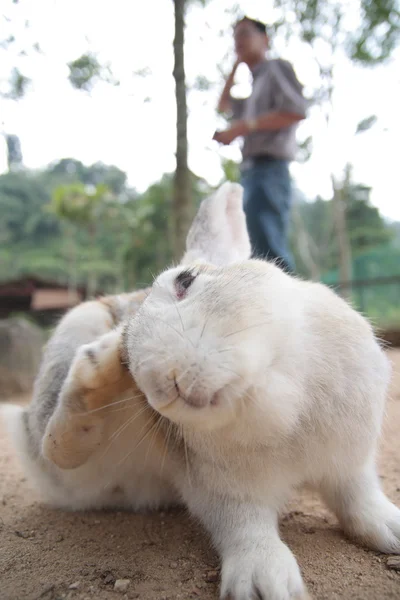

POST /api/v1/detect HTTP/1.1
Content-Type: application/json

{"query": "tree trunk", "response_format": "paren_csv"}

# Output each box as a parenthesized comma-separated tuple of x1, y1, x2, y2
(332, 175, 352, 300)
(87, 226, 98, 298)
(172, 0, 192, 259)
(67, 235, 78, 303)
(291, 201, 321, 281)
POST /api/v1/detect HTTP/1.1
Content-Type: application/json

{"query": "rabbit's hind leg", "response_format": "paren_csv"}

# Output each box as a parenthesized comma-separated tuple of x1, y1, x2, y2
(320, 461, 400, 554)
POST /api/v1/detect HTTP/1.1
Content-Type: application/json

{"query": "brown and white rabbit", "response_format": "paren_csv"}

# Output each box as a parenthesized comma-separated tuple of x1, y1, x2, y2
(1, 182, 250, 515)
(2, 288, 182, 511)
(3, 182, 399, 600)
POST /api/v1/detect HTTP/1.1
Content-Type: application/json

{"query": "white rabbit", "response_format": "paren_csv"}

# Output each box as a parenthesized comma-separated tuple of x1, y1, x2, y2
(3, 181, 398, 600)
(125, 185, 399, 599)
(2, 288, 180, 511)
(0, 182, 252, 517)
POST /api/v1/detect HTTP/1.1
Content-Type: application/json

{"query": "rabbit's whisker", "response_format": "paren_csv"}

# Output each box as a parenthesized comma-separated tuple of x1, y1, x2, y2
(223, 320, 272, 339)
(78, 392, 146, 415)
(115, 414, 162, 470)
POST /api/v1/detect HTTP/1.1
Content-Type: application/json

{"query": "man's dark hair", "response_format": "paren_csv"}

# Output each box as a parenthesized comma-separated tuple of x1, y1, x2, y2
(234, 16, 267, 35)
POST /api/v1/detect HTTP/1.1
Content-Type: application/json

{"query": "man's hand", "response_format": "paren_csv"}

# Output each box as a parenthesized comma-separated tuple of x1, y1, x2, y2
(214, 111, 305, 146)
(217, 59, 242, 114)
(213, 129, 237, 146)
(213, 120, 248, 146)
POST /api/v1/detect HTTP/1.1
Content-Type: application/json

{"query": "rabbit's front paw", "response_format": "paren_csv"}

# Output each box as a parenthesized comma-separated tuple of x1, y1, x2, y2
(72, 328, 127, 392)
(42, 328, 135, 469)
(221, 542, 309, 600)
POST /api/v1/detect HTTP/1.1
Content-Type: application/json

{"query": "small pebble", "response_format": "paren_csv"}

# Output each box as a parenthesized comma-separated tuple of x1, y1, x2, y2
(387, 556, 400, 571)
(169, 561, 178, 569)
(114, 579, 131, 593)
(15, 530, 29, 539)
(69, 581, 80, 589)
(205, 570, 219, 583)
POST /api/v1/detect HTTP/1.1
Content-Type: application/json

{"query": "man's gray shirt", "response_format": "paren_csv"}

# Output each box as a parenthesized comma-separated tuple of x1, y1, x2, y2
(230, 59, 307, 162)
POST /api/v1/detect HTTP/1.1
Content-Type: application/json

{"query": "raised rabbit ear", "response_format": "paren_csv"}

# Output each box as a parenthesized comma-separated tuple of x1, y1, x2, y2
(181, 182, 251, 266)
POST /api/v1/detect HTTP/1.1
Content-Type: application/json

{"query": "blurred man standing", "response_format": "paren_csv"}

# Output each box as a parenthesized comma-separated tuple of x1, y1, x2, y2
(214, 17, 307, 272)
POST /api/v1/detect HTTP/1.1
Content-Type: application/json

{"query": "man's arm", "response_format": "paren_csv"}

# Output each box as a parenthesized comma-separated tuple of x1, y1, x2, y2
(217, 60, 241, 114)
(214, 59, 307, 146)
(249, 110, 304, 131)
(213, 110, 304, 145)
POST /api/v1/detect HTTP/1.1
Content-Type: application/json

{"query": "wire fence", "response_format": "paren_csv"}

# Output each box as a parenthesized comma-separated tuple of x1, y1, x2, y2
(320, 244, 400, 328)
(326, 275, 400, 327)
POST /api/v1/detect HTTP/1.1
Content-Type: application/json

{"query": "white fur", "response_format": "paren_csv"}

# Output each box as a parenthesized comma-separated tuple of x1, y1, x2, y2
(3, 182, 398, 600)
(126, 185, 399, 599)
(1, 399, 178, 513)
(1, 306, 178, 513)
(181, 181, 251, 266)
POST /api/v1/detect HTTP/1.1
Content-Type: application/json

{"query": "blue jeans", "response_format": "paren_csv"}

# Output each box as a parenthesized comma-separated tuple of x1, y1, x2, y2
(241, 158, 294, 273)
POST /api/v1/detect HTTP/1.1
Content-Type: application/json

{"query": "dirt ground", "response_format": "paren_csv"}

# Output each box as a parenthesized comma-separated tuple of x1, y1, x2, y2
(1, 352, 400, 600)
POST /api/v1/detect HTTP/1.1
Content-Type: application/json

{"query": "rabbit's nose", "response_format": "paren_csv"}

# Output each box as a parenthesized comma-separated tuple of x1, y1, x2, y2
(173, 375, 209, 409)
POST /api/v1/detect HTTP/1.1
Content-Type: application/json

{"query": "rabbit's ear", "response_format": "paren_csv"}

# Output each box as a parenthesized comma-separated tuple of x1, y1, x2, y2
(181, 182, 251, 266)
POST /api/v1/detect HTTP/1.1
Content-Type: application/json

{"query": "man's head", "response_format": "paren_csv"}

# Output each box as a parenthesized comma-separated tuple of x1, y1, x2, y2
(234, 17, 269, 66)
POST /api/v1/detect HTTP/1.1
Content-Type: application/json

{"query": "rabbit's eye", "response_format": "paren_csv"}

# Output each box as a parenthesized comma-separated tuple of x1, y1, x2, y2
(175, 270, 196, 299)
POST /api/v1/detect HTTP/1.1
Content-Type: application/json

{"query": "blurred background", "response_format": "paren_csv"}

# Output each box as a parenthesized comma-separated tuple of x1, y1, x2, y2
(1, 0, 400, 369)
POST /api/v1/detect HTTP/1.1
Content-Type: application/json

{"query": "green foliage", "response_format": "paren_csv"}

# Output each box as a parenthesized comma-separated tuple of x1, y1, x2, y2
(0, 2, 34, 102)
(221, 159, 240, 183)
(124, 172, 212, 287)
(47, 159, 128, 195)
(49, 182, 112, 228)
(291, 175, 399, 326)
(321, 245, 400, 326)
(0, 161, 211, 293)
(4, 67, 30, 100)
(5, 134, 23, 171)
(273, 0, 400, 65)
(68, 53, 119, 93)
(356, 115, 378, 134)
(290, 195, 336, 274)
(291, 178, 394, 278)
(296, 136, 313, 163)
(193, 74, 214, 92)
(0, 171, 59, 246)
(351, 0, 400, 64)
(0, 164, 127, 291)
(1, 156, 399, 325)
(68, 54, 101, 91)
(346, 191, 393, 253)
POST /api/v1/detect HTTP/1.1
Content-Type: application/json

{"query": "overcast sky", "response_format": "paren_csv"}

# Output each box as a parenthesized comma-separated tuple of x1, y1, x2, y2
(1, 0, 399, 220)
